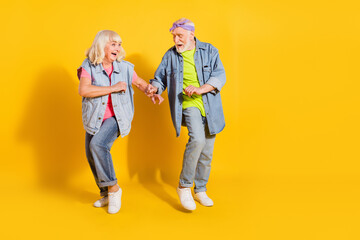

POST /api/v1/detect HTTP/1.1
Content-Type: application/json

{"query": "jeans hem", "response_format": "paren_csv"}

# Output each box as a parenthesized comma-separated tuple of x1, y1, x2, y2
(98, 180, 117, 188)
(179, 181, 193, 188)
(194, 187, 207, 193)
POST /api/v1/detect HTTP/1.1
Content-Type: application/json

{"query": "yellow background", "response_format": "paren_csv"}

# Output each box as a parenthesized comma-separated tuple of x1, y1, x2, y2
(1, 0, 360, 239)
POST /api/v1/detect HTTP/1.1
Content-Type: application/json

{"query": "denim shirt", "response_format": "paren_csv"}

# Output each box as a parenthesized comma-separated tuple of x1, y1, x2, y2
(79, 58, 135, 137)
(150, 38, 226, 137)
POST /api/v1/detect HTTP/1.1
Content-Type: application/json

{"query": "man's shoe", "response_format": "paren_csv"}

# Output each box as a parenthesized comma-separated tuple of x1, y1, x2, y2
(177, 187, 196, 210)
(93, 196, 108, 207)
(108, 188, 122, 214)
(194, 192, 214, 207)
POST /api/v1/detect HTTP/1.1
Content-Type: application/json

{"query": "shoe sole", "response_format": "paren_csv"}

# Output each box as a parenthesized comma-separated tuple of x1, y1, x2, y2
(194, 197, 213, 207)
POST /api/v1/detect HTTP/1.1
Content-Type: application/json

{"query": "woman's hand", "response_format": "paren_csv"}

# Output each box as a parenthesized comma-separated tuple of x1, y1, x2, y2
(145, 84, 158, 97)
(112, 82, 127, 93)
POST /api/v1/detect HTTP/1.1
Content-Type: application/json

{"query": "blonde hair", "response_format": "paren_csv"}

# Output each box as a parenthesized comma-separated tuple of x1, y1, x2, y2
(86, 30, 125, 65)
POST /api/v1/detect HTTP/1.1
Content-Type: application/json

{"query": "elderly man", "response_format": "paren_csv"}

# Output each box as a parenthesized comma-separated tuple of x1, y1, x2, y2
(147, 18, 226, 210)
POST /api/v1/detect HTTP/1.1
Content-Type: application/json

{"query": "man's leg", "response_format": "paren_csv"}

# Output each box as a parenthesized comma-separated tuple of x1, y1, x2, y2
(194, 124, 216, 193)
(179, 107, 206, 188)
(177, 107, 205, 210)
(193, 123, 216, 207)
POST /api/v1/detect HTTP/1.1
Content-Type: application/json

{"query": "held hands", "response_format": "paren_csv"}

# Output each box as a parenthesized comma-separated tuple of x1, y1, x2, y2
(184, 85, 203, 97)
(145, 84, 158, 97)
(150, 94, 164, 105)
(145, 84, 164, 104)
(112, 82, 127, 93)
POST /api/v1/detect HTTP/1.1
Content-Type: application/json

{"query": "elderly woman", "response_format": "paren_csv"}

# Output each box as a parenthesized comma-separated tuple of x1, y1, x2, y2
(78, 30, 162, 214)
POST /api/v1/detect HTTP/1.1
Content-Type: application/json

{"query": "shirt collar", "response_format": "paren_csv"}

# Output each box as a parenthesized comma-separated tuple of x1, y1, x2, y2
(95, 61, 121, 73)
(195, 37, 206, 50)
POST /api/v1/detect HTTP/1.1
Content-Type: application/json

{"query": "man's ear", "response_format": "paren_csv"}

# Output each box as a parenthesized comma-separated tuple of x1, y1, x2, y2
(190, 31, 195, 39)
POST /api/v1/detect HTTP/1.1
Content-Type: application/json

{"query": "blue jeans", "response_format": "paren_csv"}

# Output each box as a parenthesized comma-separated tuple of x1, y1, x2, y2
(85, 117, 119, 196)
(179, 107, 216, 193)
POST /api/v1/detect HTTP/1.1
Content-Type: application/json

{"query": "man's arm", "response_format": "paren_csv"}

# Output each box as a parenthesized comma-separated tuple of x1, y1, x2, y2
(183, 84, 215, 97)
(206, 48, 226, 93)
(184, 47, 226, 97)
(149, 54, 169, 95)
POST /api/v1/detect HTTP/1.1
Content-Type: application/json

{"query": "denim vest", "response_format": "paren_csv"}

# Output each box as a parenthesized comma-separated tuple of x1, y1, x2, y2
(79, 58, 135, 137)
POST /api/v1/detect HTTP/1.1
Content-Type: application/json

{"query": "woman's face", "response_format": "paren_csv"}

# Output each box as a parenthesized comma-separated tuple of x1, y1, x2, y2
(104, 41, 121, 63)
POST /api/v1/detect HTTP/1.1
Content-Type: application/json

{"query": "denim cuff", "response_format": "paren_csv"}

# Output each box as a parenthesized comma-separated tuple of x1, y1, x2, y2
(149, 81, 164, 95)
(179, 180, 194, 188)
(194, 187, 207, 193)
(98, 179, 117, 188)
(206, 77, 223, 94)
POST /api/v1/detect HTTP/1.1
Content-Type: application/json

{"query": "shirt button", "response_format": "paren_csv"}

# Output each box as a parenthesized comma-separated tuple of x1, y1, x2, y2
(102, 102, 105, 105)
(114, 105, 117, 107)
(98, 117, 101, 120)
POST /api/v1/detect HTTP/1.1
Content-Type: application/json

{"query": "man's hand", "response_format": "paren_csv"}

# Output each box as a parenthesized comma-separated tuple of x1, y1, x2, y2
(145, 84, 158, 97)
(112, 81, 127, 93)
(150, 94, 164, 105)
(184, 85, 203, 97)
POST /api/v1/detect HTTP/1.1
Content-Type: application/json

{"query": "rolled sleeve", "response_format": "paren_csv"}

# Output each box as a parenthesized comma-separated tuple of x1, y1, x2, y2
(150, 80, 164, 95)
(206, 50, 226, 94)
(207, 76, 223, 94)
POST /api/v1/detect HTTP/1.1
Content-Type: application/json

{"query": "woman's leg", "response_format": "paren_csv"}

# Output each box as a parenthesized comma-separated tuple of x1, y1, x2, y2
(85, 117, 120, 197)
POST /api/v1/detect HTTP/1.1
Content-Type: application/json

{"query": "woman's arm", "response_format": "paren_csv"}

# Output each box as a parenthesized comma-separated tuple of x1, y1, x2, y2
(132, 75, 149, 93)
(132, 73, 164, 104)
(78, 77, 126, 98)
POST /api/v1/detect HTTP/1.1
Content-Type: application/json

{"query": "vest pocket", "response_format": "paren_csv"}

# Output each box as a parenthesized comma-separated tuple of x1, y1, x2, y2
(119, 92, 129, 104)
(82, 97, 100, 128)
(117, 92, 134, 122)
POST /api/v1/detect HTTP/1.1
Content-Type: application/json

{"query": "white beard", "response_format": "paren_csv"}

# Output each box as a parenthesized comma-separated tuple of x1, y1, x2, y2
(176, 36, 194, 53)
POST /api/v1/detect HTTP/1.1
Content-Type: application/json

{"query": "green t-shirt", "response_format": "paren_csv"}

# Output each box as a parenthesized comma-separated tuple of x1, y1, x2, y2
(181, 48, 205, 116)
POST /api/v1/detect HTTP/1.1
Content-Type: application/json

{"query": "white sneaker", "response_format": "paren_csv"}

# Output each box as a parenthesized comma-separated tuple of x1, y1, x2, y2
(93, 196, 108, 208)
(194, 192, 214, 207)
(108, 188, 122, 214)
(177, 187, 196, 210)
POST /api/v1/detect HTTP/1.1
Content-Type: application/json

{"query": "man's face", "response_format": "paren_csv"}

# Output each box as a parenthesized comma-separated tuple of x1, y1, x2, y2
(171, 27, 195, 53)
